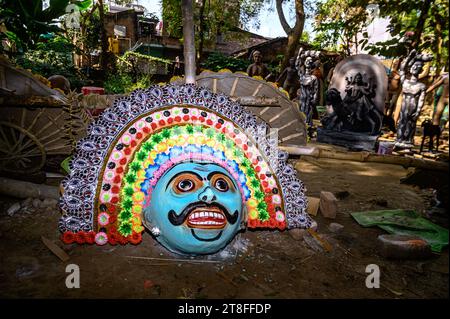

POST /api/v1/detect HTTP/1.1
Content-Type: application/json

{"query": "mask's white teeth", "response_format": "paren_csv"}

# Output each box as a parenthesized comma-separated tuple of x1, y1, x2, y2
(200, 212, 205, 217)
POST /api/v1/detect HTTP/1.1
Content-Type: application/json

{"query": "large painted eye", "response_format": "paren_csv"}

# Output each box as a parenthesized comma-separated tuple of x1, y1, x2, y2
(177, 179, 194, 192)
(214, 178, 229, 192)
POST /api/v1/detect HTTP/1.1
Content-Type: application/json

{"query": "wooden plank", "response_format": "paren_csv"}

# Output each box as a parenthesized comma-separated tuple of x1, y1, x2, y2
(280, 146, 449, 172)
(41, 236, 70, 262)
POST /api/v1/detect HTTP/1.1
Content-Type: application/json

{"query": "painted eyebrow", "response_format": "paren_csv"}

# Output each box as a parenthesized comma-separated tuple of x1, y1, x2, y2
(165, 171, 203, 190)
(207, 171, 237, 189)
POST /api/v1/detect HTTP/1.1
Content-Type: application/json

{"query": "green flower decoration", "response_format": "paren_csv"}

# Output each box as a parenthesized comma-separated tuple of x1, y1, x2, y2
(125, 173, 137, 184)
(119, 222, 133, 236)
(119, 209, 132, 221)
(123, 187, 134, 197)
(143, 142, 154, 152)
(161, 128, 171, 139)
(122, 199, 133, 209)
(186, 125, 194, 134)
(152, 134, 163, 144)
(130, 162, 141, 172)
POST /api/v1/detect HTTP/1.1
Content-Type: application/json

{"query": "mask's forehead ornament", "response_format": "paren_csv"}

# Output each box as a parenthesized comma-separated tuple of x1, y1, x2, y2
(59, 84, 311, 254)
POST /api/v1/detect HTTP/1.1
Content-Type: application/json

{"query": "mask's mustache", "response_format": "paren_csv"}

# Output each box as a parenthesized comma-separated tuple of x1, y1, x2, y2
(168, 201, 238, 226)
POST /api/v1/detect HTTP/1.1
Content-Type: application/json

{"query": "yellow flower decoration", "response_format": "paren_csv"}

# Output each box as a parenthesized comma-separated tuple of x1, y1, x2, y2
(133, 225, 145, 233)
(132, 191, 145, 202)
(132, 205, 143, 214)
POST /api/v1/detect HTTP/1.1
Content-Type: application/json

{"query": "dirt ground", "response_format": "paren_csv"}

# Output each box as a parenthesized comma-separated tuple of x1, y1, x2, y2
(0, 157, 448, 299)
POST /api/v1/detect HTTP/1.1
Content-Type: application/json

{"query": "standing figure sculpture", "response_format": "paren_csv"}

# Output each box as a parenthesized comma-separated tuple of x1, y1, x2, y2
(247, 50, 271, 79)
(296, 48, 320, 128)
(395, 50, 433, 149)
(276, 57, 299, 99)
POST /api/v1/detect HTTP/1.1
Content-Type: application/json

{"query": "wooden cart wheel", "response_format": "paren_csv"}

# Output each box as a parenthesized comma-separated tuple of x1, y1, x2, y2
(0, 121, 46, 174)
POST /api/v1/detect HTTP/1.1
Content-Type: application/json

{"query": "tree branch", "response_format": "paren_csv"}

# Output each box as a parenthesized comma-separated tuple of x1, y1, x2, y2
(276, 0, 292, 35)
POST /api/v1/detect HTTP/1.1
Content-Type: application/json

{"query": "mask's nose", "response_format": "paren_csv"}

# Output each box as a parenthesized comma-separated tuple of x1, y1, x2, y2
(198, 187, 217, 203)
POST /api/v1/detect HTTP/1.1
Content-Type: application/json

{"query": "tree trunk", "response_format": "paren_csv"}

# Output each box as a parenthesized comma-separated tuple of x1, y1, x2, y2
(276, 0, 305, 72)
(197, 0, 207, 63)
(181, 0, 196, 84)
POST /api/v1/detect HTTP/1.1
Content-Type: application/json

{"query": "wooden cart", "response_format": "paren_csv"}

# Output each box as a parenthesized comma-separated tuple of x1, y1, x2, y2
(0, 58, 89, 175)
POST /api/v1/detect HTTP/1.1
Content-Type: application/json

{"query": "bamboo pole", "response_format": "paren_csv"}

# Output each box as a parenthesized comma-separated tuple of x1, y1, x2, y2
(181, 0, 196, 84)
(280, 146, 449, 172)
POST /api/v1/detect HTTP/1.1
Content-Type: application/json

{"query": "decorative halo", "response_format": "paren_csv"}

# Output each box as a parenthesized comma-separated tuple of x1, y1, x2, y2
(59, 84, 311, 245)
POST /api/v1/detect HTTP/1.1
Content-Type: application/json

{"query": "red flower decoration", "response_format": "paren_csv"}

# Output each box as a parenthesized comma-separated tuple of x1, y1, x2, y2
(108, 214, 117, 224)
(143, 127, 150, 134)
(129, 232, 142, 245)
(167, 118, 173, 124)
(206, 119, 213, 126)
(151, 122, 158, 130)
(85, 231, 96, 244)
(62, 231, 76, 244)
(248, 219, 257, 228)
(136, 132, 143, 139)
(124, 148, 131, 155)
(269, 219, 277, 228)
(111, 186, 120, 194)
(75, 231, 86, 244)
(215, 123, 222, 130)
(130, 140, 137, 147)
(118, 235, 128, 245)
(277, 221, 286, 230)
(183, 115, 190, 121)
(108, 233, 118, 245)
(158, 119, 166, 126)
(174, 116, 181, 122)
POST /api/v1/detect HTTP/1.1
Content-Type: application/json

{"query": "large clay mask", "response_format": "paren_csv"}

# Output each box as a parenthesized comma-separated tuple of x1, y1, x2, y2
(143, 162, 244, 255)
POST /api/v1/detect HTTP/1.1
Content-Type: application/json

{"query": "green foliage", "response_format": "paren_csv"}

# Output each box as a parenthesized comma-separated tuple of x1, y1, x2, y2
(121, 51, 172, 65)
(312, 0, 369, 54)
(202, 52, 249, 72)
(14, 35, 86, 88)
(363, 0, 449, 72)
(104, 51, 166, 94)
(161, 0, 264, 54)
(0, 0, 91, 52)
(103, 73, 152, 95)
(103, 73, 132, 94)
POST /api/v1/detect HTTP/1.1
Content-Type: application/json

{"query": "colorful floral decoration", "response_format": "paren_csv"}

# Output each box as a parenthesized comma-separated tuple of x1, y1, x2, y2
(59, 84, 311, 251)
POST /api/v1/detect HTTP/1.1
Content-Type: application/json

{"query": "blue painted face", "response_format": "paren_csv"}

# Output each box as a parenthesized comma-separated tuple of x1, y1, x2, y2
(143, 162, 245, 255)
